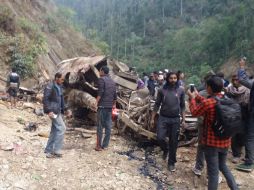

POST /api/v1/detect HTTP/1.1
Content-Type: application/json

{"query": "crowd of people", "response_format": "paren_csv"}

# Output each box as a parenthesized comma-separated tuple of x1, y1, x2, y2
(6, 57, 253, 190)
(142, 57, 253, 190)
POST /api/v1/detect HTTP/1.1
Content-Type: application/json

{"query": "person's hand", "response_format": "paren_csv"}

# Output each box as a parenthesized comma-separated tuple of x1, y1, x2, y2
(187, 89, 197, 99)
(48, 112, 54, 119)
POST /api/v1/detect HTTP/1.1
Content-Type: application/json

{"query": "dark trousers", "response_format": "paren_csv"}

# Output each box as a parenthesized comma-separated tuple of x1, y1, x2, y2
(245, 111, 254, 165)
(195, 117, 205, 171)
(231, 132, 246, 158)
(97, 108, 112, 148)
(204, 146, 238, 190)
(157, 115, 180, 165)
(195, 145, 205, 171)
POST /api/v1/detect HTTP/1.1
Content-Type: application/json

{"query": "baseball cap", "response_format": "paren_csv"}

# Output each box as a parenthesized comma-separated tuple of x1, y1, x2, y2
(158, 75, 164, 80)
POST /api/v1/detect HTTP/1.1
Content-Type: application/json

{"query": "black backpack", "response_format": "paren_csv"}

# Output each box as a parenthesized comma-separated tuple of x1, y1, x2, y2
(212, 96, 243, 139)
(9, 73, 20, 83)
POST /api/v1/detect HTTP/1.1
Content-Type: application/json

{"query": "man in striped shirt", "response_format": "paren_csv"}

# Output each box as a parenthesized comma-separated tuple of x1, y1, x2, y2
(188, 76, 238, 190)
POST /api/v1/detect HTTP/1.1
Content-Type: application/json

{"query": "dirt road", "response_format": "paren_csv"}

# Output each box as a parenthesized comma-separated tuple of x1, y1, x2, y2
(0, 102, 253, 190)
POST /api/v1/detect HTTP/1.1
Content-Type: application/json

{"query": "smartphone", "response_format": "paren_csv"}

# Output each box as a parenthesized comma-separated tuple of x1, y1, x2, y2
(190, 84, 195, 93)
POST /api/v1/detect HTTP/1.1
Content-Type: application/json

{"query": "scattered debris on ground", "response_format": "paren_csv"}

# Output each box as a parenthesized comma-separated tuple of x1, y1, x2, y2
(0, 101, 253, 190)
(0, 56, 253, 189)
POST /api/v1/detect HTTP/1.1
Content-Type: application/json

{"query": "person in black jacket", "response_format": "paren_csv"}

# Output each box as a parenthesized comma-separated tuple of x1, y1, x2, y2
(6, 68, 20, 108)
(147, 73, 156, 97)
(151, 71, 185, 172)
(236, 61, 254, 172)
(95, 66, 117, 151)
(43, 72, 67, 158)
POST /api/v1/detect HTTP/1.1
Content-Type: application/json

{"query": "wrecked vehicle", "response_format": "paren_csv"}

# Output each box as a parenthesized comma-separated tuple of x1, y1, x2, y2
(56, 56, 198, 146)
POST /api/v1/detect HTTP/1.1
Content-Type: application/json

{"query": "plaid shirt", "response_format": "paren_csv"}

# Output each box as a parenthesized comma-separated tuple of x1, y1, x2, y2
(189, 93, 231, 148)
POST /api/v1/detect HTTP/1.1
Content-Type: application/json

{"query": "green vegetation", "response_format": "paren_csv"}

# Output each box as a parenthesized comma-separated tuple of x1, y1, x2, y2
(4, 17, 48, 78)
(86, 29, 110, 54)
(45, 16, 59, 33)
(0, 5, 15, 34)
(54, 0, 254, 84)
(0, 5, 12, 24)
(8, 33, 47, 78)
(56, 6, 82, 32)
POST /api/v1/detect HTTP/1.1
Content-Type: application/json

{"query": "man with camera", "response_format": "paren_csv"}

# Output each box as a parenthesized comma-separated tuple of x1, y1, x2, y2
(188, 76, 238, 190)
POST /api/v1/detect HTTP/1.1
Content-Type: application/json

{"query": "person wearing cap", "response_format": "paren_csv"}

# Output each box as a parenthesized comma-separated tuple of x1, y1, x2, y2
(154, 75, 165, 99)
(95, 66, 117, 151)
(164, 69, 169, 73)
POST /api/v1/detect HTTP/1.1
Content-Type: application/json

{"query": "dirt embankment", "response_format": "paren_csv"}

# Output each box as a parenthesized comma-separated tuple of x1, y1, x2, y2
(0, 0, 100, 89)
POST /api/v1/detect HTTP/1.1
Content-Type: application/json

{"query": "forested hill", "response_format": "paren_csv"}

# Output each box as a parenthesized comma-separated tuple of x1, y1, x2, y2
(54, 0, 254, 83)
(0, 0, 99, 89)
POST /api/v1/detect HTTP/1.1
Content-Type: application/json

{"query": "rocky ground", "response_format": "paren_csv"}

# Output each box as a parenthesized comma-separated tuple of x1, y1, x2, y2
(0, 100, 253, 190)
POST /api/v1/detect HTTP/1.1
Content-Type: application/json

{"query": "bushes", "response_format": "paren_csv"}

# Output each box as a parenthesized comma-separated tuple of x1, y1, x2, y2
(46, 16, 59, 33)
(5, 18, 49, 78)
(17, 17, 39, 37)
(0, 6, 15, 34)
(0, 8, 49, 79)
(10, 49, 34, 78)
(0, 6, 12, 23)
(8, 33, 47, 78)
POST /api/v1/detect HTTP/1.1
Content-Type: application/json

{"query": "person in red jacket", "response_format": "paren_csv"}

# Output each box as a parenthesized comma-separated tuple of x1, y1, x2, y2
(188, 76, 238, 190)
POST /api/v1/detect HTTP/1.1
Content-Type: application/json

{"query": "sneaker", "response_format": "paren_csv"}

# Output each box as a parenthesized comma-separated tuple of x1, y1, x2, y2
(218, 175, 222, 184)
(232, 157, 240, 164)
(102, 145, 108, 150)
(54, 152, 63, 158)
(236, 163, 253, 172)
(46, 153, 55, 158)
(192, 167, 202, 176)
(168, 165, 176, 172)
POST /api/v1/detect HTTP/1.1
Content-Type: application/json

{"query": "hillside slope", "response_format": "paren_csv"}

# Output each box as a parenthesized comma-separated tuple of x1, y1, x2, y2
(0, 0, 100, 89)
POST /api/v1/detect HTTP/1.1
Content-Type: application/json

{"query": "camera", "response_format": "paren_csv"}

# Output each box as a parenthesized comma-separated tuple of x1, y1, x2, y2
(189, 84, 195, 93)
